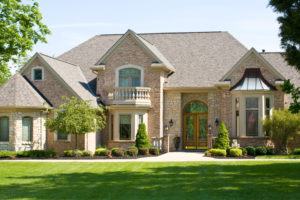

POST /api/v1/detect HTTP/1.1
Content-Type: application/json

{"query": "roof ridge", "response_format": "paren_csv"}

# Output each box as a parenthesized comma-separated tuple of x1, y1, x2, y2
(39, 53, 78, 67)
(97, 31, 225, 36)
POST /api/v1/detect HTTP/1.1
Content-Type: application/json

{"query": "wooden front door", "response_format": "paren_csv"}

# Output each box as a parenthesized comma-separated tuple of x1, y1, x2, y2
(183, 101, 208, 150)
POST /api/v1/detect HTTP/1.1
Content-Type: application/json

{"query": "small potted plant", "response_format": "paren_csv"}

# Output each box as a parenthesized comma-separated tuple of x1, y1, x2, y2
(174, 136, 180, 151)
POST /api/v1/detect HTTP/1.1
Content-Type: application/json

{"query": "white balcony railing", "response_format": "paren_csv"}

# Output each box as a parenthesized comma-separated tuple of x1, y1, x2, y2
(108, 87, 151, 106)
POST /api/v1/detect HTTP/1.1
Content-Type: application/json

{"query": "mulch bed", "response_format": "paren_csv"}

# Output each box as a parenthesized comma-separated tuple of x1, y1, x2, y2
(209, 156, 255, 159)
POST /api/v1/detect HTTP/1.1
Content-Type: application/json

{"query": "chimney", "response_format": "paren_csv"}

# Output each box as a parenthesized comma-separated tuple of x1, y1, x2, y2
(262, 49, 265, 53)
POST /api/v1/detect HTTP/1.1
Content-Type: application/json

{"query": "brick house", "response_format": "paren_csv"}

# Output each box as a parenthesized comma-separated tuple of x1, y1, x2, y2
(0, 29, 299, 153)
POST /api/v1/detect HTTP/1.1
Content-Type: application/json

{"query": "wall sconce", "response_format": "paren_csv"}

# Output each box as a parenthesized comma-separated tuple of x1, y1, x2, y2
(169, 119, 174, 127)
(164, 125, 169, 131)
(215, 118, 219, 127)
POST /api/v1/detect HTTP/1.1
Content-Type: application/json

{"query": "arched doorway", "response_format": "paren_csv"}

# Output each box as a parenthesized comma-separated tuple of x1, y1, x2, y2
(183, 101, 208, 149)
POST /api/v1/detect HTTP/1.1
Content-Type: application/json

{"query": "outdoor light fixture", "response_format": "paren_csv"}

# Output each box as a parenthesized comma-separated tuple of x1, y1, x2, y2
(215, 118, 220, 127)
(164, 125, 169, 131)
(169, 119, 174, 127)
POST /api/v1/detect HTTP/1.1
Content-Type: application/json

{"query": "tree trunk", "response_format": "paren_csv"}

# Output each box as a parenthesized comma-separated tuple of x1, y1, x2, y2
(275, 142, 288, 155)
(75, 134, 78, 149)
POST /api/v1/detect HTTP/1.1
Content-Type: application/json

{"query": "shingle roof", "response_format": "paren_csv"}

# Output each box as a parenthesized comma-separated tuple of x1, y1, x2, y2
(38, 53, 98, 107)
(58, 31, 248, 87)
(0, 73, 48, 108)
(57, 31, 300, 88)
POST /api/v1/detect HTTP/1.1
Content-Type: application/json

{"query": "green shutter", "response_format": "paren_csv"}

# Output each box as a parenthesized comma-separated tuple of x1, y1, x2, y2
(22, 117, 32, 142)
(0, 117, 9, 142)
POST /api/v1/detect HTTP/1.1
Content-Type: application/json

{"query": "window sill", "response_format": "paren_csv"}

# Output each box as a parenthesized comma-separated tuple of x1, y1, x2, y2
(22, 142, 33, 145)
(0, 142, 9, 144)
(111, 140, 135, 143)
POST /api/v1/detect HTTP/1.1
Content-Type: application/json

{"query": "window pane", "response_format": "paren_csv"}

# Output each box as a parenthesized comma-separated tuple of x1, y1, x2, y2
(185, 102, 208, 113)
(22, 117, 32, 142)
(119, 77, 129, 87)
(199, 116, 207, 140)
(266, 98, 270, 109)
(246, 110, 258, 136)
(110, 115, 114, 140)
(186, 116, 194, 140)
(139, 115, 143, 124)
(119, 115, 131, 140)
(57, 129, 68, 140)
(246, 98, 258, 109)
(119, 69, 141, 76)
(131, 77, 140, 87)
(119, 68, 141, 87)
(34, 69, 42, 80)
(0, 117, 9, 142)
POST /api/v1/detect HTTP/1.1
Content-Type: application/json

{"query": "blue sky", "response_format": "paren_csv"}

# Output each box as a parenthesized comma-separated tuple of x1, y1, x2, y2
(31, 0, 281, 57)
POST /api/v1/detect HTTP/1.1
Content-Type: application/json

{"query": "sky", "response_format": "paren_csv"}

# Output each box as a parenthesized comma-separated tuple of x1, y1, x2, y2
(29, 0, 282, 58)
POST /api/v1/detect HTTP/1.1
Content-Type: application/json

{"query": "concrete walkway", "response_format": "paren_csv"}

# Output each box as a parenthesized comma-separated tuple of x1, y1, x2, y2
(1, 152, 300, 162)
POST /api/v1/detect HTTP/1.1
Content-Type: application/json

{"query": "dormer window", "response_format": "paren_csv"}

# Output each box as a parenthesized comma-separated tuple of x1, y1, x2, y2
(31, 66, 44, 81)
(119, 68, 141, 87)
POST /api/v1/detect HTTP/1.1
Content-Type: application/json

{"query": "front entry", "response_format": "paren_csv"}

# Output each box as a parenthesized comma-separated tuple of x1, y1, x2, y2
(183, 101, 208, 149)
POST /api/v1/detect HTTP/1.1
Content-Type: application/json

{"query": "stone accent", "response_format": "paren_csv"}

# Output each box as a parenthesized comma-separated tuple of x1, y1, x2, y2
(234, 137, 273, 147)
(0, 108, 46, 151)
(163, 134, 169, 153)
(107, 141, 135, 149)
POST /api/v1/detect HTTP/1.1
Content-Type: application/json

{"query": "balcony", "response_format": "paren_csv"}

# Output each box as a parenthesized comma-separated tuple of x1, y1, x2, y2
(108, 87, 151, 106)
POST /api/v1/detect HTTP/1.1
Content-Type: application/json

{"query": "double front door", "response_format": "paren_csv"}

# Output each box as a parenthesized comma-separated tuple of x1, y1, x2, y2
(183, 114, 208, 149)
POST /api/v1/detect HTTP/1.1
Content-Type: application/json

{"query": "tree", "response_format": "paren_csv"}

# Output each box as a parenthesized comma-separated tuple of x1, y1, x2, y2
(45, 97, 106, 149)
(263, 109, 300, 154)
(0, 0, 51, 85)
(135, 123, 151, 148)
(269, 0, 300, 113)
(213, 121, 230, 149)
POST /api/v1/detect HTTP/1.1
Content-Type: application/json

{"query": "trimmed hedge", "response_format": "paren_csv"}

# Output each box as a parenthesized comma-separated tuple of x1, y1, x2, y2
(127, 149, 138, 156)
(16, 150, 58, 158)
(112, 149, 125, 157)
(82, 150, 93, 157)
(95, 148, 107, 156)
(99, 150, 111, 156)
(149, 147, 159, 155)
(266, 147, 275, 155)
(230, 149, 242, 157)
(255, 147, 267, 155)
(0, 150, 16, 158)
(64, 150, 73, 157)
(209, 149, 226, 157)
(245, 146, 256, 156)
(293, 148, 300, 155)
(138, 148, 149, 155)
(128, 146, 138, 150)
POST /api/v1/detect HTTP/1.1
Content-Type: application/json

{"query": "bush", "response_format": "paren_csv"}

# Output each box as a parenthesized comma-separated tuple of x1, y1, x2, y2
(82, 150, 93, 157)
(112, 149, 125, 157)
(209, 149, 226, 157)
(205, 150, 211, 156)
(127, 149, 138, 157)
(99, 150, 111, 156)
(230, 149, 242, 157)
(240, 148, 247, 155)
(64, 150, 73, 157)
(0, 150, 15, 158)
(255, 147, 267, 155)
(266, 147, 275, 155)
(95, 148, 107, 156)
(245, 146, 256, 156)
(293, 148, 300, 155)
(138, 148, 149, 155)
(111, 148, 119, 153)
(16, 150, 57, 158)
(45, 149, 58, 158)
(213, 121, 230, 149)
(135, 123, 151, 148)
(128, 146, 138, 150)
(149, 147, 159, 155)
(72, 149, 83, 157)
(226, 147, 232, 156)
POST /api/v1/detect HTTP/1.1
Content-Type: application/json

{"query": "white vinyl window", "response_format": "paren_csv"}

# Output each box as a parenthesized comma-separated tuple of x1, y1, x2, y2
(31, 66, 44, 81)
(245, 97, 259, 136)
(0, 117, 9, 142)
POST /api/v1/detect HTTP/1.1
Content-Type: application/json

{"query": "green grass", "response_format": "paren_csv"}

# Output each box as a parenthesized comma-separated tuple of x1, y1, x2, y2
(256, 155, 300, 159)
(1, 161, 300, 200)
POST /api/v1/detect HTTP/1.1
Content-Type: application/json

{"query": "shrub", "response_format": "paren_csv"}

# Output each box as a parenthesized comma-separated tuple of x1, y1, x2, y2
(240, 148, 247, 155)
(263, 109, 300, 154)
(245, 146, 256, 156)
(0, 150, 15, 158)
(112, 149, 125, 157)
(226, 147, 232, 156)
(97, 145, 107, 149)
(266, 147, 275, 155)
(127, 149, 138, 157)
(293, 148, 300, 155)
(64, 150, 73, 157)
(138, 148, 149, 155)
(95, 148, 106, 156)
(111, 148, 119, 153)
(230, 149, 242, 157)
(128, 146, 138, 150)
(135, 123, 151, 148)
(209, 149, 226, 157)
(213, 121, 230, 149)
(205, 150, 211, 157)
(45, 149, 58, 158)
(255, 147, 267, 155)
(82, 150, 93, 157)
(99, 150, 111, 156)
(149, 147, 159, 155)
(73, 149, 83, 157)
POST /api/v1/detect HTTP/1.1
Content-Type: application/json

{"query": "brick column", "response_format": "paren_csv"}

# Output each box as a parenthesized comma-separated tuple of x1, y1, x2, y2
(207, 134, 213, 149)
(163, 134, 169, 153)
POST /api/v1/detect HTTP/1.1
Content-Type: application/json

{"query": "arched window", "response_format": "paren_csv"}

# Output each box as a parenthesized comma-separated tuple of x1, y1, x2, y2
(119, 68, 141, 87)
(184, 101, 208, 114)
(0, 117, 9, 142)
(22, 117, 32, 142)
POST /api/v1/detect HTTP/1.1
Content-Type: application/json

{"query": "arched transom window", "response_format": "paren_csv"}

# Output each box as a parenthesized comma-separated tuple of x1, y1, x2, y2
(184, 101, 208, 114)
(119, 68, 141, 87)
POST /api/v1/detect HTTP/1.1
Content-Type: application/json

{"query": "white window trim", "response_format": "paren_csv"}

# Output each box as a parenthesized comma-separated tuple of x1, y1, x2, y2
(115, 64, 144, 87)
(54, 132, 71, 142)
(31, 66, 44, 81)
(232, 92, 274, 138)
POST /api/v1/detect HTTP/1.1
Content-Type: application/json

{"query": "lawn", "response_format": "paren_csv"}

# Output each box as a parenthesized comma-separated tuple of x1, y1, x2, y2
(1, 161, 300, 200)
(256, 155, 300, 159)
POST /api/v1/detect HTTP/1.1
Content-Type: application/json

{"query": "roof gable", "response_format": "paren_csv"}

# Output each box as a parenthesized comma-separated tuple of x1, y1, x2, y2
(95, 29, 175, 72)
(221, 48, 285, 81)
